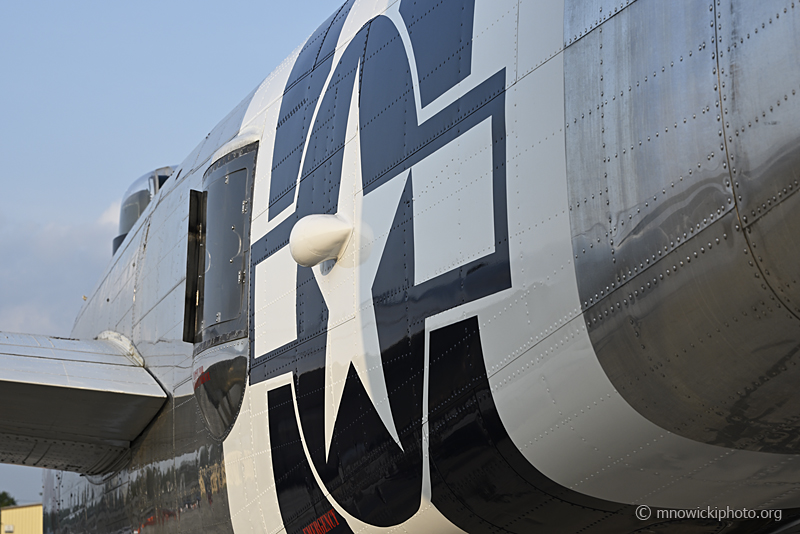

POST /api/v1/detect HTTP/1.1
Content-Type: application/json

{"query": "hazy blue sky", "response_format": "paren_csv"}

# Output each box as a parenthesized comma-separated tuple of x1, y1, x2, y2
(0, 0, 342, 506)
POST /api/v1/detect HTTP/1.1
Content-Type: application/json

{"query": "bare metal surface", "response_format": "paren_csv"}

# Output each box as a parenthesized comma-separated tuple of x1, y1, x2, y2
(718, 0, 800, 317)
(21, 0, 800, 531)
(566, 0, 800, 453)
(564, 0, 638, 47)
(0, 332, 166, 475)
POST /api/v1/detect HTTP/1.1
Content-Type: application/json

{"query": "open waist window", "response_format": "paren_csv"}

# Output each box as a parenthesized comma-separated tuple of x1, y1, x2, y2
(183, 142, 257, 351)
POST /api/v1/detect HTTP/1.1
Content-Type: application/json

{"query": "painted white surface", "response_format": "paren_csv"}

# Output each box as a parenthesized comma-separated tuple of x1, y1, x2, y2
(225, 373, 469, 534)
(479, 43, 800, 510)
(224, 381, 286, 534)
(250, 0, 400, 237)
(289, 214, 353, 268)
(201, 0, 800, 530)
(384, 0, 518, 125)
(312, 72, 406, 458)
(518, 0, 565, 79)
(412, 118, 495, 285)
(254, 246, 297, 358)
(250, 46, 300, 242)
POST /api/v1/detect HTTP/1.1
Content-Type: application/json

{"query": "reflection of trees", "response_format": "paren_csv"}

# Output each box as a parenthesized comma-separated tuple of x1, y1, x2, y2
(43, 388, 233, 534)
(0, 490, 16, 507)
(195, 357, 247, 438)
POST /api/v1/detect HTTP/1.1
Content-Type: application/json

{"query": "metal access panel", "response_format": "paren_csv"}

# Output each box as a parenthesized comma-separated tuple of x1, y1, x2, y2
(565, 0, 800, 453)
(0, 332, 166, 475)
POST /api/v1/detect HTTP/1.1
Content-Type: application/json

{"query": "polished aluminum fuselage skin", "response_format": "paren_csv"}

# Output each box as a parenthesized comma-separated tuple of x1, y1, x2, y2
(40, 0, 800, 532)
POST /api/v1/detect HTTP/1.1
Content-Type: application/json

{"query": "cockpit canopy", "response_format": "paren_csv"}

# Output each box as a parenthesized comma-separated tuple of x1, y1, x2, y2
(113, 166, 177, 254)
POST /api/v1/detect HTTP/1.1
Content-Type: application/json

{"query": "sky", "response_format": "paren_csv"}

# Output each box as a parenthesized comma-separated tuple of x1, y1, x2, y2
(0, 0, 342, 506)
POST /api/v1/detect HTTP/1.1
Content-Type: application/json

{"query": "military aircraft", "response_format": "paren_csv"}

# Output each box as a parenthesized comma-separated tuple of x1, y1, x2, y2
(1, 0, 800, 532)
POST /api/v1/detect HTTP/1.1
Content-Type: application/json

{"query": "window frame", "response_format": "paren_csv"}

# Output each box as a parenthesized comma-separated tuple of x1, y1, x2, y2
(183, 141, 258, 352)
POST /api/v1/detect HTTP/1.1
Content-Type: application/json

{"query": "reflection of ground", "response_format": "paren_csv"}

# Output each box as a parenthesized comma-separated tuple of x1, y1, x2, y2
(132, 504, 210, 533)
(174, 508, 205, 533)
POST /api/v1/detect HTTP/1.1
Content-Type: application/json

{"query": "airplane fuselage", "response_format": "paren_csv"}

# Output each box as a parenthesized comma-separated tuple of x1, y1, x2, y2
(33, 0, 800, 532)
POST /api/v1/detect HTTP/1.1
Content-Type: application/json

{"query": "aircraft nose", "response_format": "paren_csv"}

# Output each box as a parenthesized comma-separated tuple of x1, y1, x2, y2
(564, 0, 800, 454)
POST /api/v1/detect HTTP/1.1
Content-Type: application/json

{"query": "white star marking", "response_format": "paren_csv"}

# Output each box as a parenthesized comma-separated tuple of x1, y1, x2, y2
(313, 62, 408, 460)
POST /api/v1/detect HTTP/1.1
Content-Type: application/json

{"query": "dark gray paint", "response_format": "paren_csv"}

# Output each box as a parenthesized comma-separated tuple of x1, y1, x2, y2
(267, 0, 356, 219)
(398, 0, 475, 107)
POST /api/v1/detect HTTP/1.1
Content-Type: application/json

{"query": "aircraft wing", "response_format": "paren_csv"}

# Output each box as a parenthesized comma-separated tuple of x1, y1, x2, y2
(0, 332, 167, 475)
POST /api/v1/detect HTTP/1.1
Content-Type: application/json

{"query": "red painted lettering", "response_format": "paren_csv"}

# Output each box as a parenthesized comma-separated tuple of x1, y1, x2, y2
(194, 370, 210, 390)
(302, 509, 340, 534)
